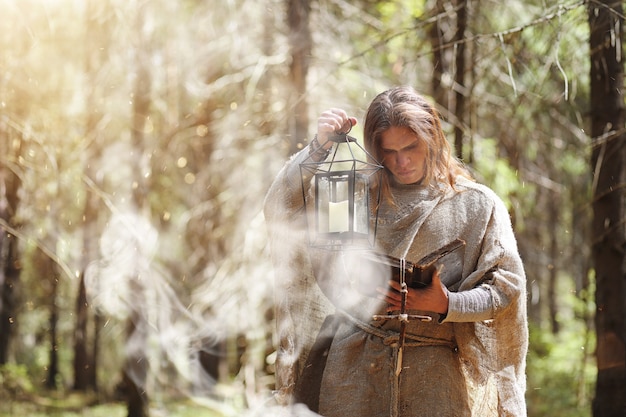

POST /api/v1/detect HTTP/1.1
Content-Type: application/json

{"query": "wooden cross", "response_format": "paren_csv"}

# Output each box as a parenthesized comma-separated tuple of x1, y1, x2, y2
(372, 258, 432, 375)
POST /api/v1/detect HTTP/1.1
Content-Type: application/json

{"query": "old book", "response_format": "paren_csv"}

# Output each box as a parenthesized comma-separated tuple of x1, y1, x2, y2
(360, 239, 466, 291)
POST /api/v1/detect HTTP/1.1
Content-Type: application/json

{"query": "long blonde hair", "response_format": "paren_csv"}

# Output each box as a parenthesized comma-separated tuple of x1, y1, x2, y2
(363, 86, 473, 202)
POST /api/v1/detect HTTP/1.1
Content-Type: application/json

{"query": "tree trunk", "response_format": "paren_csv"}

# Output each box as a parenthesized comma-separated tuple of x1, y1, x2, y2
(46, 256, 59, 389)
(124, 4, 151, 416)
(73, 273, 90, 390)
(123, 308, 149, 417)
(0, 231, 19, 365)
(453, 0, 468, 160)
(73, 0, 111, 392)
(0, 136, 21, 365)
(428, 0, 446, 107)
(548, 188, 560, 334)
(589, 1, 626, 416)
(91, 312, 101, 390)
(286, 0, 311, 154)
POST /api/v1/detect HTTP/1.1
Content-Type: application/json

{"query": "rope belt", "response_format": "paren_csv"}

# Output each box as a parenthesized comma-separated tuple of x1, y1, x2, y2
(337, 309, 458, 351)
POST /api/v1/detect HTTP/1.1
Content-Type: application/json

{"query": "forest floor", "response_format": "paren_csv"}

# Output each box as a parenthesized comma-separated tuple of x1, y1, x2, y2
(0, 393, 224, 417)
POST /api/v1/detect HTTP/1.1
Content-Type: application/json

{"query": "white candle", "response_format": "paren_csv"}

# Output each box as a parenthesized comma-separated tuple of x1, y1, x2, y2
(328, 200, 350, 232)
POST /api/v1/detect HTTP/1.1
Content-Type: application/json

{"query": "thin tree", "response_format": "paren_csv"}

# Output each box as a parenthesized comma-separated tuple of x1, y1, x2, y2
(453, 0, 468, 160)
(0, 156, 21, 365)
(286, 0, 311, 153)
(429, 0, 446, 107)
(44, 254, 60, 389)
(589, 1, 626, 416)
(122, 3, 152, 416)
(73, 0, 107, 392)
(0, 111, 23, 365)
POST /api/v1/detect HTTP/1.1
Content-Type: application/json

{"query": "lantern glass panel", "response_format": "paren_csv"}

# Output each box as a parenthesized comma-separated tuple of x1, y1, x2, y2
(300, 133, 383, 250)
(315, 171, 352, 235)
(354, 174, 369, 235)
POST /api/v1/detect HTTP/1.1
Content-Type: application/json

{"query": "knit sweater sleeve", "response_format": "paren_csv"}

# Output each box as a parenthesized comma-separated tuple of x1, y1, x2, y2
(443, 286, 493, 322)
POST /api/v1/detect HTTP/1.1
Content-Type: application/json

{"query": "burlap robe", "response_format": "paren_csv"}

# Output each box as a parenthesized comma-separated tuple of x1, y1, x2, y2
(264, 147, 528, 417)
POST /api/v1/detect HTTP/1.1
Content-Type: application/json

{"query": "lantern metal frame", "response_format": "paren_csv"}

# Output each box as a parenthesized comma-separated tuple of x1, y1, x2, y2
(299, 132, 383, 251)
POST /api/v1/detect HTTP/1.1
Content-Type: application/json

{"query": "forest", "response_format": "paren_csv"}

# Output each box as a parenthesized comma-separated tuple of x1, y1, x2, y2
(0, 0, 624, 416)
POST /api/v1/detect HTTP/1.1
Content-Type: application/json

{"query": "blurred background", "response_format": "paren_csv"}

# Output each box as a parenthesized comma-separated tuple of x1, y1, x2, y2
(0, 0, 613, 416)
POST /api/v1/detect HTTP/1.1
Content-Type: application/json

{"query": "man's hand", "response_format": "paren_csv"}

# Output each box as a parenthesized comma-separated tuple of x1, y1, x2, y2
(317, 108, 358, 147)
(376, 268, 449, 315)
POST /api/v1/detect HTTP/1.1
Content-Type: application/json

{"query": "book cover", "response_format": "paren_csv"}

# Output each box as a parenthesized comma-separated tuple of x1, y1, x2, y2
(360, 239, 466, 291)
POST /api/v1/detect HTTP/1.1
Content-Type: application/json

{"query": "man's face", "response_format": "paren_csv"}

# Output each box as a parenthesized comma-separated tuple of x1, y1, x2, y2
(380, 126, 427, 185)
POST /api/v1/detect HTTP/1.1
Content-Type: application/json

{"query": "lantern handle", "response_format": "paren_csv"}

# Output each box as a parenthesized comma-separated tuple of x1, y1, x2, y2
(328, 120, 356, 143)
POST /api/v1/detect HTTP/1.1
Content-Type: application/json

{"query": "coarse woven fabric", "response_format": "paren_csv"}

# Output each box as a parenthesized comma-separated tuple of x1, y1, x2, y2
(264, 145, 528, 417)
(263, 148, 335, 405)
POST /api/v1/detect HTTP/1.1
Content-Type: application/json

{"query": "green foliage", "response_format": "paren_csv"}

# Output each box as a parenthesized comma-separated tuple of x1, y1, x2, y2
(527, 327, 595, 416)
(0, 398, 223, 417)
(470, 137, 528, 210)
(377, 0, 426, 20)
(526, 289, 596, 417)
(0, 364, 34, 400)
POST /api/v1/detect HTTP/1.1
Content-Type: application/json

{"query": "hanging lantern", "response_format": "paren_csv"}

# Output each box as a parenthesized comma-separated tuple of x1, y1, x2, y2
(300, 131, 383, 251)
